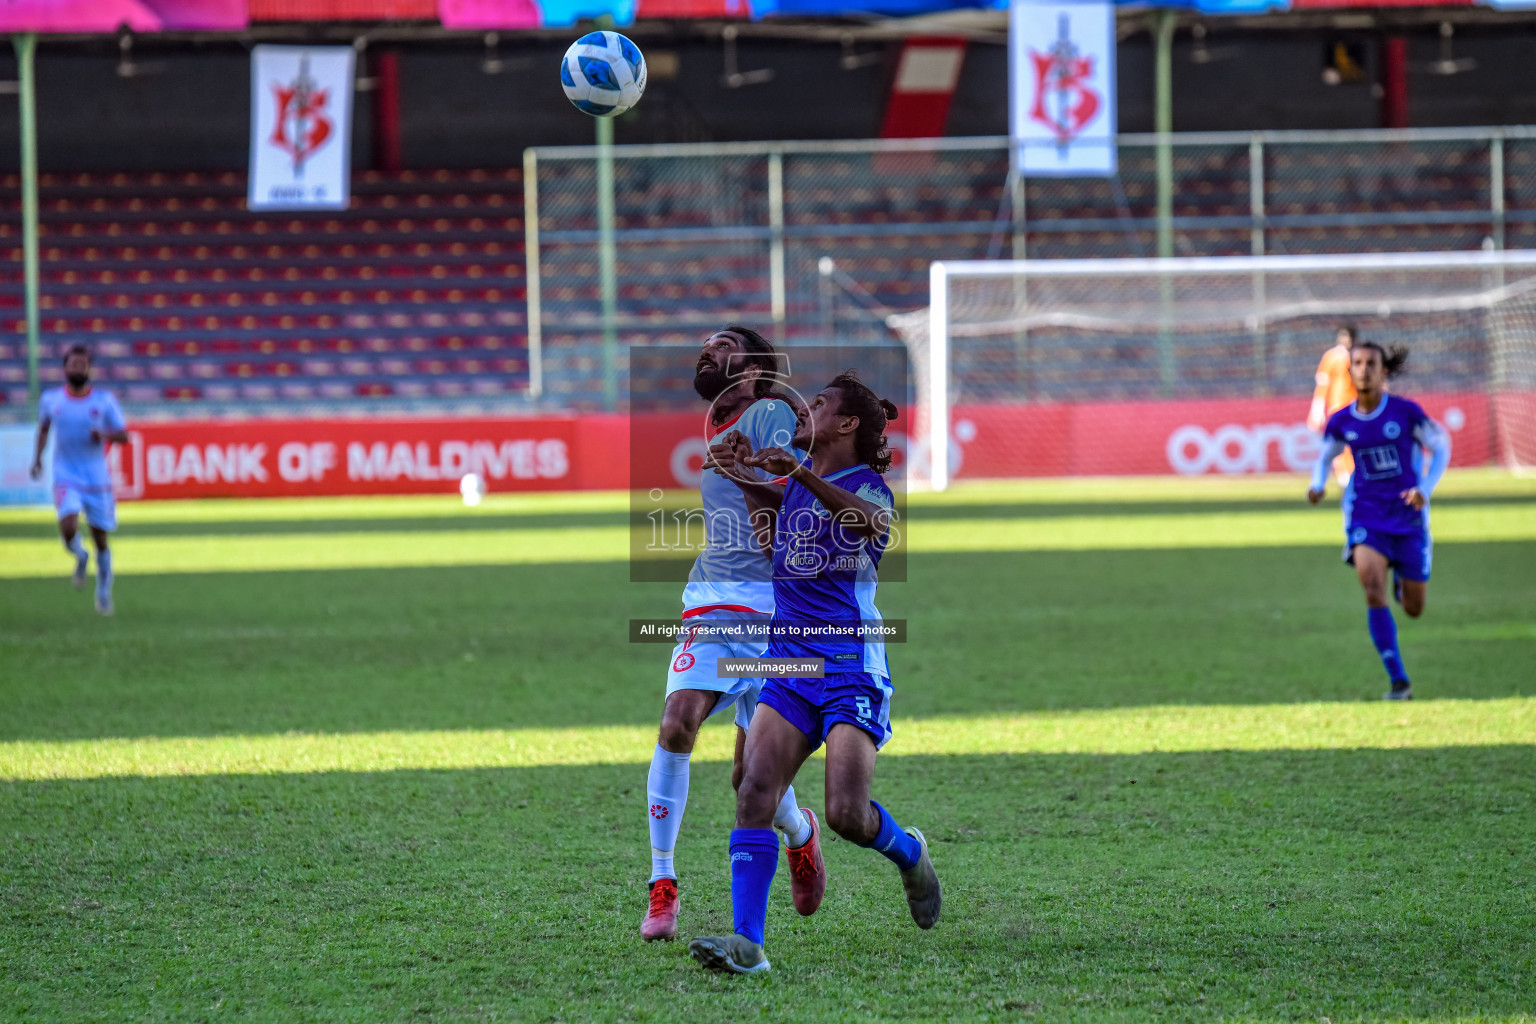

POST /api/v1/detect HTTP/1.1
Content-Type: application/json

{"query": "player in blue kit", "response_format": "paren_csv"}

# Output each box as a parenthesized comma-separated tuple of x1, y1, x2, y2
(688, 371, 940, 976)
(30, 345, 129, 616)
(639, 327, 827, 943)
(1308, 342, 1451, 701)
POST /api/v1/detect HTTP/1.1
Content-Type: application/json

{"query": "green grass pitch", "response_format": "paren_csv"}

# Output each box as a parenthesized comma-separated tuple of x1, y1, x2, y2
(1, 471, 1534, 1022)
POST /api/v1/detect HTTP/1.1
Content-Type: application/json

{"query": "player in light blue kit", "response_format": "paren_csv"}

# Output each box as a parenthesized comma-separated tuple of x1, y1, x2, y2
(30, 345, 128, 616)
(689, 371, 939, 976)
(1308, 341, 1451, 701)
(639, 327, 827, 942)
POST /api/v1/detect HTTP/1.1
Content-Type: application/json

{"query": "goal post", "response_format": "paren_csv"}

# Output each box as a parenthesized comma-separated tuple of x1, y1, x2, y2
(894, 250, 1536, 490)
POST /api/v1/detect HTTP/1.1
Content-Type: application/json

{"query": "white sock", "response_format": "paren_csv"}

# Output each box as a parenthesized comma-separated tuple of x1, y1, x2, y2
(647, 744, 689, 883)
(774, 785, 812, 848)
(66, 535, 86, 561)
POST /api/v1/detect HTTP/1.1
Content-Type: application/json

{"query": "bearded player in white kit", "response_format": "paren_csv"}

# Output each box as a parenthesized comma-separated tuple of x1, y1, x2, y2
(640, 327, 828, 942)
(30, 345, 129, 616)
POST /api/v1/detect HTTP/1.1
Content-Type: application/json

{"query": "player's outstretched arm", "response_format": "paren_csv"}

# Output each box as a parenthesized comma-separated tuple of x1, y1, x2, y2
(752, 453, 889, 541)
(1308, 436, 1346, 504)
(1307, 364, 1331, 433)
(706, 431, 786, 556)
(1402, 419, 1453, 509)
(30, 420, 49, 480)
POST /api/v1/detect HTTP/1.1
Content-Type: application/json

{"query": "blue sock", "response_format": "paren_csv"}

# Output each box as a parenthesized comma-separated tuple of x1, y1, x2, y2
(97, 548, 113, 588)
(1368, 606, 1407, 683)
(66, 534, 86, 560)
(729, 828, 779, 946)
(858, 801, 922, 871)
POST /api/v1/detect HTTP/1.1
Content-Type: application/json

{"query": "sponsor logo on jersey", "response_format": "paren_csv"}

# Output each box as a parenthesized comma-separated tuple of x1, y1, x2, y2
(1358, 445, 1402, 480)
(672, 652, 695, 673)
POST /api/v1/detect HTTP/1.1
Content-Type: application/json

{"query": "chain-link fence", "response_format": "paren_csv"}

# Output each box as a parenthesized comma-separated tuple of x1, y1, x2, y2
(527, 127, 1536, 408)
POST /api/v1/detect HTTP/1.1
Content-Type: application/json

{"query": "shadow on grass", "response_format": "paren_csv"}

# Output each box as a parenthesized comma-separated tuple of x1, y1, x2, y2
(3, 493, 1532, 540)
(1, 544, 1532, 743)
(1, 748, 1532, 1020)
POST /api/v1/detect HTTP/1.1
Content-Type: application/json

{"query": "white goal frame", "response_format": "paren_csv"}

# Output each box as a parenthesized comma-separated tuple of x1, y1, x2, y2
(921, 249, 1536, 491)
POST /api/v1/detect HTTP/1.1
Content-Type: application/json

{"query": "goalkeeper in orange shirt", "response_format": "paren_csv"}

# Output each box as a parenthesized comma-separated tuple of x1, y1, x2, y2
(1308, 324, 1358, 484)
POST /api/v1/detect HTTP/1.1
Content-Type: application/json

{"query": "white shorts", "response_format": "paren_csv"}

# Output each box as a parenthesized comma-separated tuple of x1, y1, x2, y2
(665, 611, 771, 731)
(54, 484, 117, 532)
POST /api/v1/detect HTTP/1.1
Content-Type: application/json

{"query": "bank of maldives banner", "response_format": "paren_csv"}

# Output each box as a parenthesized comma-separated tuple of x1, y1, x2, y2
(0, 396, 1491, 504)
(1010, 0, 1116, 177)
(249, 46, 354, 211)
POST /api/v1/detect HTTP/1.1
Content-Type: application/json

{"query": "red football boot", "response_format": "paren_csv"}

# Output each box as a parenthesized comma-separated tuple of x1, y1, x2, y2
(641, 878, 679, 941)
(785, 808, 827, 916)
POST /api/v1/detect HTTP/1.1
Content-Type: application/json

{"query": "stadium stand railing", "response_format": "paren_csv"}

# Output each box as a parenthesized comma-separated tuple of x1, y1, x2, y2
(4, 127, 1533, 420)
(528, 127, 1534, 408)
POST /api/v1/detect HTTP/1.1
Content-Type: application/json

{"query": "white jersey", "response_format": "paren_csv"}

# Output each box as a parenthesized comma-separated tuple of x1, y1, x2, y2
(38, 386, 125, 493)
(682, 396, 799, 617)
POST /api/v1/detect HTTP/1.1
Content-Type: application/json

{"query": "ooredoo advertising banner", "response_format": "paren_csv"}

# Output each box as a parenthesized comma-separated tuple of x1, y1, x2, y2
(944, 394, 1490, 480)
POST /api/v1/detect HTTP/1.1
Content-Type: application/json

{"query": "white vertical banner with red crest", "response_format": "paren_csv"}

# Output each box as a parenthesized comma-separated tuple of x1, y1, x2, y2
(249, 45, 354, 211)
(1010, 0, 1117, 177)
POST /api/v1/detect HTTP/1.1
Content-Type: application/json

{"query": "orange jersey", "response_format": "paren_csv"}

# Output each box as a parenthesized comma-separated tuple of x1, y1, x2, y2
(1314, 345, 1356, 415)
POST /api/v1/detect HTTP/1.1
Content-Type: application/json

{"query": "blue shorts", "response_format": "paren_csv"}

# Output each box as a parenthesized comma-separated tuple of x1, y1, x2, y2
(758, 672, 893, 752)
(1344, 524, 1432, 582)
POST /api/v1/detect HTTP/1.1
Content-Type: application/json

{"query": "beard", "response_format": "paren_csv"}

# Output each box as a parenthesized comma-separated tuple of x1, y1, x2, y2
(692, 366, 730, 401)
(65, 371, 90, 389)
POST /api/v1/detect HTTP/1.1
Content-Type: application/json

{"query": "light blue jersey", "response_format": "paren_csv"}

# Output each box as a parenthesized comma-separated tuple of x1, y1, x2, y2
(683, 396, 800, 616)
(38, 386, 125, 493)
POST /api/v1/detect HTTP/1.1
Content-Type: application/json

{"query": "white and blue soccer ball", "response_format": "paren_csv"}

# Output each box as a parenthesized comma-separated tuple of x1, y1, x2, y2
(560, 31, 647, 118)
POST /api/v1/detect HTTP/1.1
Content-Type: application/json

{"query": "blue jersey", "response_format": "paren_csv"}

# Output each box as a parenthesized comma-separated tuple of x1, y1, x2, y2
(766, 462, 894, 677)
(1323, 394, 1445, 535)
(38, 386, 126, 492)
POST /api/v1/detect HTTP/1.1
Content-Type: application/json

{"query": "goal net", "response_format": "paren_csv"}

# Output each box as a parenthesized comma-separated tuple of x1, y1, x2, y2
(888, 251, 1536, 489)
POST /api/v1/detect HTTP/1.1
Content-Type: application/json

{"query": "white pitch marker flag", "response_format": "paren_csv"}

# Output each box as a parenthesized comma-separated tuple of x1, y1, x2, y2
(249, 45, 355, 211)
(1010, 0, 1117, 177)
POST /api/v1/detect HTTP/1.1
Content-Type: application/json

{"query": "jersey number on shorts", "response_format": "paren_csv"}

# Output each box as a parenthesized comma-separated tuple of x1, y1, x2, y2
(854, 696, 872, 721)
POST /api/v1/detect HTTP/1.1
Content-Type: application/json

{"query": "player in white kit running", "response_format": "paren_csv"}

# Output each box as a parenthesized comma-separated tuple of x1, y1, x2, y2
(640, 327, 828, 942)
(30, 345, 128, 616)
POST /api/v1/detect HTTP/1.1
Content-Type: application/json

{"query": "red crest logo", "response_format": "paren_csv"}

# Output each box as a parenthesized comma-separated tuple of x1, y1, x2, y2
(1028, 14, 1102, 145)
(270, 56, 333, 174)
(650, 804, 670, 819)
(672, 652, 696, 673)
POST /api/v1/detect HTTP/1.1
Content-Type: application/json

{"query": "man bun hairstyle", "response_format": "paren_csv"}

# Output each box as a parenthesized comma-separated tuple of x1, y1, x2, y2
(828, 369, 899, 475)
(721, 324, 781, 398)
(1357, 340, 1409, 378)
(61, 343, 91, 365)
